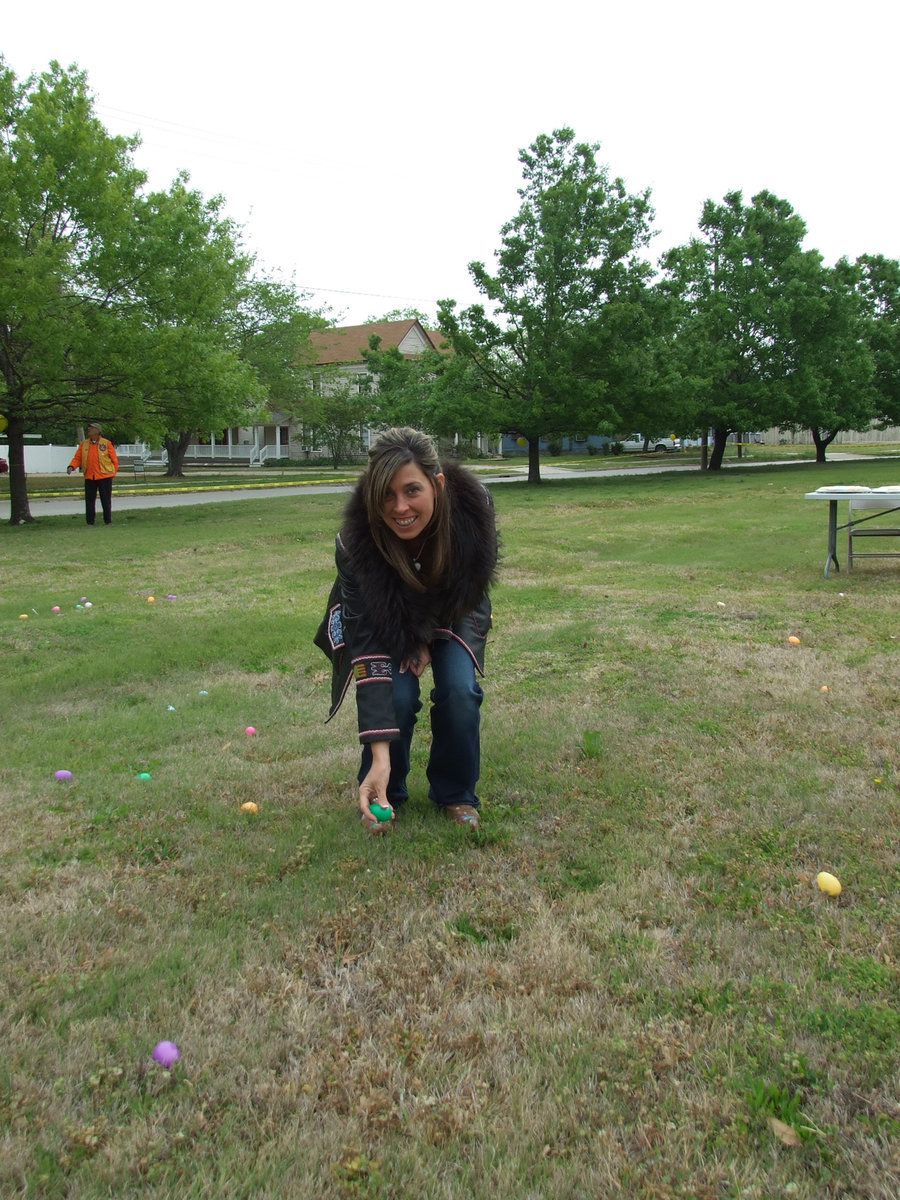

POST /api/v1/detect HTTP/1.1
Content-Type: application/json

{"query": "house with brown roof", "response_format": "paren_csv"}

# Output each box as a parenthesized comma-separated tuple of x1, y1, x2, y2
(304, 318, 445, 391)
(309, 318, 442, 368)
(236, 319, 449, 462)
(117, 320, 457, 466)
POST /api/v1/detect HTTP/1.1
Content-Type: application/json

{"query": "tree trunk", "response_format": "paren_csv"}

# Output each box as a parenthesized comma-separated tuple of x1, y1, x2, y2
(163, 432, 193, 477)
(707, 427, 729, 470)
(810, 428, 835, 463)
(527, 436, 542, 484)
(5, 411, 35, 525)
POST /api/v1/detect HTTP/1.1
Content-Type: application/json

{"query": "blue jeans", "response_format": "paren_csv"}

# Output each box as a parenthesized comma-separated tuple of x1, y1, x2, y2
(357, 636, 483, 809)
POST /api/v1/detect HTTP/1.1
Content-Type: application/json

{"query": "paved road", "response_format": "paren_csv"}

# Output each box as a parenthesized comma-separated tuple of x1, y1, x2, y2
(0, 453, 878, 520)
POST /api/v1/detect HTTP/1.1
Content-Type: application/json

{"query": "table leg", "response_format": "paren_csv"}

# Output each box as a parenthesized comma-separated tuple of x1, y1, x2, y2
(824, 500, 840, 577)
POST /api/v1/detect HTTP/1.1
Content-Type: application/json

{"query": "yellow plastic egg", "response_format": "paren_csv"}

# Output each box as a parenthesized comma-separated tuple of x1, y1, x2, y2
(816, 871, 841, 897)
(241, 801, 258, 814)
(788, 635, 801, 645)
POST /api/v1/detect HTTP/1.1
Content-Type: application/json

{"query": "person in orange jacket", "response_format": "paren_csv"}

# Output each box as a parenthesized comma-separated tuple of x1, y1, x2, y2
(67, 423, 119, 525)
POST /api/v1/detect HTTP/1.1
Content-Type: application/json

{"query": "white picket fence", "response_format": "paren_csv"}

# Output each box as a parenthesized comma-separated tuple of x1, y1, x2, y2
(1, 441, 273, 472)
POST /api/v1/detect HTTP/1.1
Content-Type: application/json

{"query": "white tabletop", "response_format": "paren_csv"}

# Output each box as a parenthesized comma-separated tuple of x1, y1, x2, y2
(805, 487, 900, 499)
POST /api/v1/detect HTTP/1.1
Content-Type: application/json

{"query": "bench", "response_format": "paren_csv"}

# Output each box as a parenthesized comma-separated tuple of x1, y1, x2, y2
(848, 495, 900, 568)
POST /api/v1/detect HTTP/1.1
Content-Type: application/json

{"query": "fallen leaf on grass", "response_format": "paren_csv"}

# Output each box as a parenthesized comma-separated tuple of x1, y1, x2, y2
(768, 1116, 801, 1146)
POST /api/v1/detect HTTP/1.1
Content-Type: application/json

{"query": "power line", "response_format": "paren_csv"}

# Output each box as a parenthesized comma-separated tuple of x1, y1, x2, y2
(95, 103, 339, 171)
(298, 284, 436, 302)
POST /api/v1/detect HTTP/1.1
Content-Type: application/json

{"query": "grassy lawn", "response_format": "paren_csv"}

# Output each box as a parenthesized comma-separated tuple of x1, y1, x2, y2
(1, 458, 899, 1198)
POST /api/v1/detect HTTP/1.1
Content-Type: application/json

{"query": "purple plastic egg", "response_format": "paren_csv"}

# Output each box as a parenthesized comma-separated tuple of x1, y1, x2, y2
(152, 1040, 180, 1068)
(54, 769, 73, 781)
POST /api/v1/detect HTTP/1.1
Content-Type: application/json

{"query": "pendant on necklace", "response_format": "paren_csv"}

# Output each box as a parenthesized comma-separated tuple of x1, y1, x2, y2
(413, 559, 422, 571)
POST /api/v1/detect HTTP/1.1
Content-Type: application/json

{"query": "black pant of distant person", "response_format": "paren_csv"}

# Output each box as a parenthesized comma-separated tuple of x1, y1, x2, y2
(84, 477, 113, 525)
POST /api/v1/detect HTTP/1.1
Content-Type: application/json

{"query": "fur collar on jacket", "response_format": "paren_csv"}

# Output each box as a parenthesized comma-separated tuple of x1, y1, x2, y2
(340, 460, 497, 663)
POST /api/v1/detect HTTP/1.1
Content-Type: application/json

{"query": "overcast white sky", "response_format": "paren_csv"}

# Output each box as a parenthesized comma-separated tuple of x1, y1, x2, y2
(4, 0, 898, 326)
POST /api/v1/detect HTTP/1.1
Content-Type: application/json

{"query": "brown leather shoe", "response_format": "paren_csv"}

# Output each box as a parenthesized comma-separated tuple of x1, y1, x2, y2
(443, 804, 480, 827)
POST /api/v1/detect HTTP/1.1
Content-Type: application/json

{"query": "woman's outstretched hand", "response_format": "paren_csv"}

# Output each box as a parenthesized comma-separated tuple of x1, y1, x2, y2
(399, 644, 431, 677)
(358, 741, 393, 823)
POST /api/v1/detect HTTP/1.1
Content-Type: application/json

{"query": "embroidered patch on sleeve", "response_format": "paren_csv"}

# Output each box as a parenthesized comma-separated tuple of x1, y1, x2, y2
(352, 656, 392, 683)
(327, 604, 344, 652)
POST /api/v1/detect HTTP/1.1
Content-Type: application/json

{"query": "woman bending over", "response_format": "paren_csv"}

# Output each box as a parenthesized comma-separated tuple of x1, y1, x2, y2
(315, 427, 498, 831)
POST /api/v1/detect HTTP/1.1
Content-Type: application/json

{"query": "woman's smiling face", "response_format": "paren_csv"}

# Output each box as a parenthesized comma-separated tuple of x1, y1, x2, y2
(381, 462, 444, 541)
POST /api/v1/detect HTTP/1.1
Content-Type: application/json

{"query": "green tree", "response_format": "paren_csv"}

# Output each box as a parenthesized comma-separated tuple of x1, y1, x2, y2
(598, 282, 689, 444)
(289, 367, 370, 468)
(854, 254, 900, 426)
(116, 176, 266, 477)
(0, 59, 278, 509)
(660, 191, 796, 469)
(0, 59, 146, 522)
(660, 190, 869, 468)
(775, 256, 874, 461)
(438, 128, 655, 483)
(234, 274, 327, 412)
(361, 336, 496, 442)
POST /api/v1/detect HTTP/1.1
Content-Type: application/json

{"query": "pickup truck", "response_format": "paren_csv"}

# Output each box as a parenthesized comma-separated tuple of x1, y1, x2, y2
(617, 434, 677, 454)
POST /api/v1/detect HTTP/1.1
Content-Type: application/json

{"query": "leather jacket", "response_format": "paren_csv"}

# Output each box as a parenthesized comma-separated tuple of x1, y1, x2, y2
(314, 461, 497, 742)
